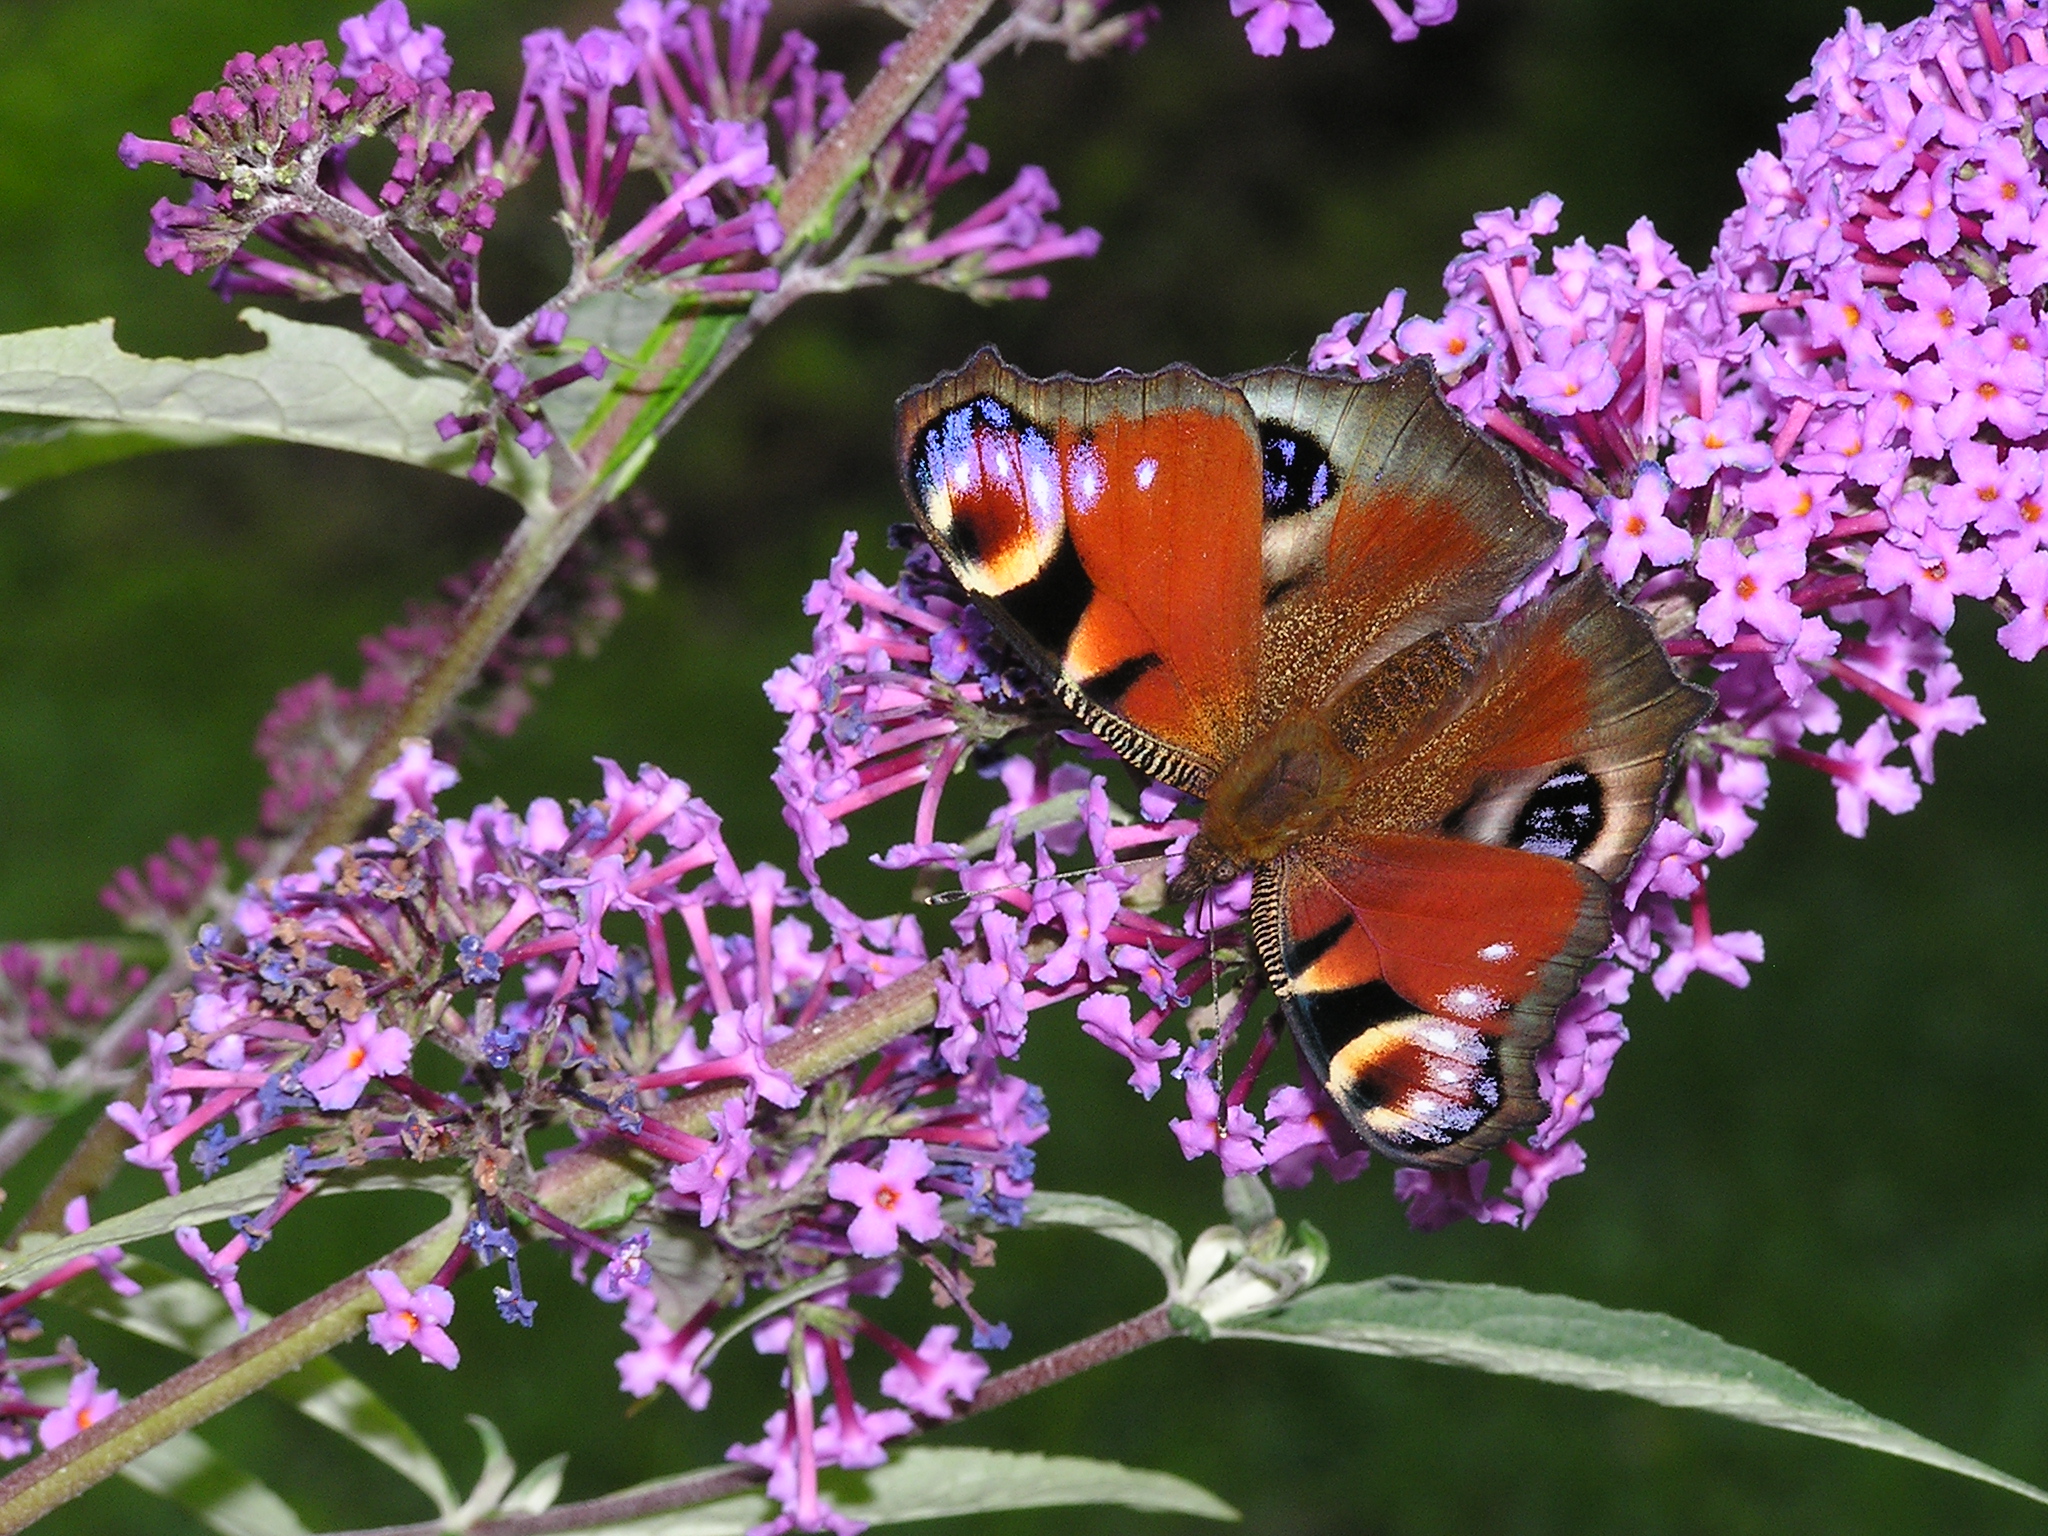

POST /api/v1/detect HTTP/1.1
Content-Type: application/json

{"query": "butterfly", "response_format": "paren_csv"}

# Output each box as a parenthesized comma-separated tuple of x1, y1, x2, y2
(895, 348, 1708, 1168)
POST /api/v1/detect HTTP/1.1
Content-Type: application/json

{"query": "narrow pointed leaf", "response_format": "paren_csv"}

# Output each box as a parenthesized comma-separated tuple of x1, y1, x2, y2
(120, 1432, 311, 1536)
(1217, 1277, 2048, 1508)
(1021, 1191, 1184, 1290)
(0, 1155, 464, 1294)
(0, 311, 548, 511)
(844, 1447, 1237, 1523)
(556, 1448, 1235, 1534)
(567, 310, 739, 492)
(0, 1154, 291, 1290)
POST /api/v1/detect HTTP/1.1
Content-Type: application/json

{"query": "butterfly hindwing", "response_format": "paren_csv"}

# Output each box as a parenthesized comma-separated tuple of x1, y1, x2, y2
(1258, 574, 1708, 1162)
(1257, 836, 1609, 1165)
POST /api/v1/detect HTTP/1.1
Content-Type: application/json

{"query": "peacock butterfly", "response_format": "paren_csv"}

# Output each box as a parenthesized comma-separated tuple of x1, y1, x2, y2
(894, 348, 1709, 1168)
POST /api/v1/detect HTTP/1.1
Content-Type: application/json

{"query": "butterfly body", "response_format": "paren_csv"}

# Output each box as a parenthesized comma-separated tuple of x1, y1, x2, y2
(896, 349, 1708, 1168)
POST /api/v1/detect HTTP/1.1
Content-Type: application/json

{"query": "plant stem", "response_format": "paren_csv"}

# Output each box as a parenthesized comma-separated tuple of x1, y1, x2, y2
(956, 1302, 1179, 1420)
(314, 1303, 1182, 1536)
(0, 1210, 467, 1535)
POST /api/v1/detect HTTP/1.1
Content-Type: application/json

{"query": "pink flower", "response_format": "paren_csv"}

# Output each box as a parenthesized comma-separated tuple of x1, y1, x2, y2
(1598, 470, 1693, 584)
(37, 1365, 121, 1450)
(877, 1325, 988, 1418)
(1077, 993, 1180, 1099)
(1651, 912, 1766, 997)
(1393, 1165, 1517, 1231)
(1504, 1140, 1587, 1225)
(366, 738, 459, 819)
(1666, 399, 1773, 487)
(1230, 0, 1335, 55)
(1818, 718, 1922, 837)
(1863, 524, 2003, 632)
(1998, 550, 2048, 661)
(616, 1288, 713, 1408)
(1169, 1070, 1266, 1176)
(1513, 329, 1620, 415)
(1694, 539, 1806, 644)
(300, 1012, 413, 1111)
(669, 1094, 754, 1226)
(364, 1269, 460, 1369)
(827, 1140, 945, 1257)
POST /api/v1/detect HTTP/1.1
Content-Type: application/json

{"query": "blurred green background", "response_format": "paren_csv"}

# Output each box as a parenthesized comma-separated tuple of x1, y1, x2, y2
(5, 0, 2048, 1531)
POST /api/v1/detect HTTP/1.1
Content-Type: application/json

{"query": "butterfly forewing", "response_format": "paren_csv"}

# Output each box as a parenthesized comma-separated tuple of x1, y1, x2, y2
(897, 349, 1269, 789)
(1234, 362, 1560, 727)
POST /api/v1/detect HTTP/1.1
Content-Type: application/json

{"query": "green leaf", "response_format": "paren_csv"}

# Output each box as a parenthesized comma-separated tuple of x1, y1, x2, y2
(1216, 1277, 2048, 1508)
(0, 1153, 292, 1291)
(845, 1447, 1237, 1524)
(0, 418, 236, 500)
(121, 1432, 311, 1536)
(0, 311, 549, 511)
(1021, 1190, 1184, 1291)
(560, 1448, 1236, 1534)
(70, 1262, 461, 1517)
(0, 1153, 464, 1295)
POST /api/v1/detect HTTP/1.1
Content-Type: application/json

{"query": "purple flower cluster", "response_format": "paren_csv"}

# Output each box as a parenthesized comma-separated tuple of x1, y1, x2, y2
(128, 738, 1043, 1529)
(121, 2, 1108, 487)
(1297, 0, 2048, 1222)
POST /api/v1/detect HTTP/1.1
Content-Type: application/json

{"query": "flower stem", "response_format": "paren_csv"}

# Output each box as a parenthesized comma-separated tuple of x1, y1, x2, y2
(0, 1209, 467, 1535)
(307, 1303, 1181, 1536)
(955, 1302, 1179, 1419)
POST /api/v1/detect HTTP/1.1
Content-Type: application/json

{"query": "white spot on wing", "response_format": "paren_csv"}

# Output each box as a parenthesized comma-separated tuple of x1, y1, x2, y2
(1477, 942, 1514, 964)
(1067, 440, 1106, 516)
(1020, 429, 1062, 535)
(1134, 456, 1159, 491)
(1437, 985, 1504, 1021)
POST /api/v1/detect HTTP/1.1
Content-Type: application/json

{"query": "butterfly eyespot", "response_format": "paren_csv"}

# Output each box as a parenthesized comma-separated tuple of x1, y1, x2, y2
(1510, 764, 1604, 860)
(1476, 941, 1515, 963)
(1134, 455, 1160, 491)
(1258, 423, 1336, 518)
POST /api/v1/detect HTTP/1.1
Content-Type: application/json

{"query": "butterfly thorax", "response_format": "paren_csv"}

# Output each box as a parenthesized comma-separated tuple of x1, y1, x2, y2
(1173, 714, 1362, 896)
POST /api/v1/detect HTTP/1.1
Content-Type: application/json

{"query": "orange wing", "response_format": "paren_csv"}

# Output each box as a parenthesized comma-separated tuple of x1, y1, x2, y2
(897, 349, 1268, 790)
(1232, 362, 1560, 729)
(1256, 835, 1609, 1166)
